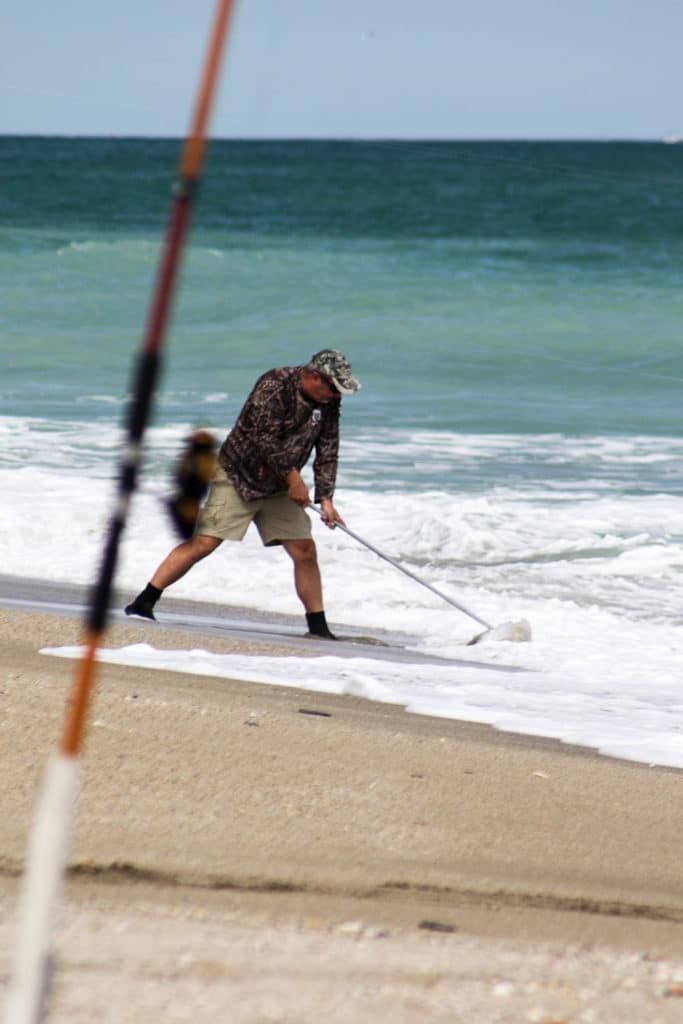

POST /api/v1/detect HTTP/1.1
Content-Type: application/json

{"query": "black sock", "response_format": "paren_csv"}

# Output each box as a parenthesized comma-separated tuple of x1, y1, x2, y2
(125, 582, 162, 620)
(305, 610, 337, 640)
(140, 582, 162, 605)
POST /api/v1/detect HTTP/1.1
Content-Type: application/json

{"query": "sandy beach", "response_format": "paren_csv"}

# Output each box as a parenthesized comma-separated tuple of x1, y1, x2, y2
(1, 603, 682, 1022)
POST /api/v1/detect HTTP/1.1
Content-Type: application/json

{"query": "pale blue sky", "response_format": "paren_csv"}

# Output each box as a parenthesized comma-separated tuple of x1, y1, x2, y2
(3, 0, 682, 139)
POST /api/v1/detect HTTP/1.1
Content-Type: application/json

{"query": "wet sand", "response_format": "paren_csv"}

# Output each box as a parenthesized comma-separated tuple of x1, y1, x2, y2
(1, 605, 682, 1022)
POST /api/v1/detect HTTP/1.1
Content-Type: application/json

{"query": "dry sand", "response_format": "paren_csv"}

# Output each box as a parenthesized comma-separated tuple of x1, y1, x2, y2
(1, 606, 682, 1022)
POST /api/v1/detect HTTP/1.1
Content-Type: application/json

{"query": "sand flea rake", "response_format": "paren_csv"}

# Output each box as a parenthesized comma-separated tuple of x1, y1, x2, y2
(309, 505, 531, 645)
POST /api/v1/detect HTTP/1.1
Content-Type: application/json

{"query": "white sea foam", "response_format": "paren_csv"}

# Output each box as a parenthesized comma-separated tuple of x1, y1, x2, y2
(41, 624, 683, 769)
(4, 415, 683, 769)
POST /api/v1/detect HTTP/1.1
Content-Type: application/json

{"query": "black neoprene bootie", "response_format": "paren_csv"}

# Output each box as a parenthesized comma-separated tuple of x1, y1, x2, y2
(305, 610, 337, 640)
(125, 583, 162, 621)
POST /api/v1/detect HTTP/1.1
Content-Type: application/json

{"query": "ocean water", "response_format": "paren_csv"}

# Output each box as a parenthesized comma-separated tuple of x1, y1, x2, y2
(2, 137, 682, 768)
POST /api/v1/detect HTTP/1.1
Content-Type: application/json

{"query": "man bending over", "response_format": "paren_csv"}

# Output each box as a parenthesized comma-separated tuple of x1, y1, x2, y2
(124, 348, 361, 640)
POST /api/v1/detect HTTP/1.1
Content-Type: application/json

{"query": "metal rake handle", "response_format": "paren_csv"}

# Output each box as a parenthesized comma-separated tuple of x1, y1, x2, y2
(309, 504, 492, 631)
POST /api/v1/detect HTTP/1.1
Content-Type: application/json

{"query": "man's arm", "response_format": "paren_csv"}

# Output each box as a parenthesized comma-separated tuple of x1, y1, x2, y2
(285, 468, 310, 507)
(312, 406, 339, 499)
(319, 496, 346, 528)
(312, 407, 344, 527)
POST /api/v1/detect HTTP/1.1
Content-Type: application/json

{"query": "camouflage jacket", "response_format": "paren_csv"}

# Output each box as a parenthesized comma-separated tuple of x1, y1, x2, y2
(218, 366, 340, 502)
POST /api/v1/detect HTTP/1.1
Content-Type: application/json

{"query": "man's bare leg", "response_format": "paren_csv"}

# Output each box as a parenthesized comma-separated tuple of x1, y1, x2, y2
(125, 535, 222, 619)
(151, 534, 223, 589)
(282, 538, 337, 639)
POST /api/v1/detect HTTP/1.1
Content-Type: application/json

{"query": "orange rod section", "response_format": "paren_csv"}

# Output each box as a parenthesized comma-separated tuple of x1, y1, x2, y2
(181, 0, 236, 182)
(60, 632, 101, 757)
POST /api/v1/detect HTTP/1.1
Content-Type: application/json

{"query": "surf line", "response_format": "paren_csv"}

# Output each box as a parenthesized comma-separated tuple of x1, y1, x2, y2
(4, 4, 237, 1023)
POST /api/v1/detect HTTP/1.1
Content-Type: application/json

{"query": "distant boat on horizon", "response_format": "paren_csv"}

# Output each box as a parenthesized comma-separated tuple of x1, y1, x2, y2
(661, 133, 682, 144)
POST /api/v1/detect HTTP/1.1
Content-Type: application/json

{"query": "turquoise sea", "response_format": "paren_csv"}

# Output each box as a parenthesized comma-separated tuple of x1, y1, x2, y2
(3, 138, 683, 434)
(2, 137, 683, 766)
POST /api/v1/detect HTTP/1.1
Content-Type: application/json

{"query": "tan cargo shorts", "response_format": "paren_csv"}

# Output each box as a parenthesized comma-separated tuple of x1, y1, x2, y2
(195, 464, 312, 547)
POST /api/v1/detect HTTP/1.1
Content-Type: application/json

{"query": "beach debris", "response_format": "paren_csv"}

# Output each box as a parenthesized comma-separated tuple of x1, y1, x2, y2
(532, 770, 551, 779)
(663, 984, 683, 997)
(418, 919, 457, 933)
(337, 634, 391, 646)
(302, 916, 326, 931)
(298, 707, 332, 718)
(336, 920, 365, 938)
(467, 618, 532, 645)
(334, 920, 388, 939)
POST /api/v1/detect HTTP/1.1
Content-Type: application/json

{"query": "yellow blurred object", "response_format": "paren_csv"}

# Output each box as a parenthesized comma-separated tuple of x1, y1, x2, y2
(166, 430, 217, 538)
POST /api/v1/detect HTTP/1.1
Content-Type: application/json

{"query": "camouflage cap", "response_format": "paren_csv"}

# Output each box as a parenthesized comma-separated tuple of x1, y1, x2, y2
(310, 349, 361, 395)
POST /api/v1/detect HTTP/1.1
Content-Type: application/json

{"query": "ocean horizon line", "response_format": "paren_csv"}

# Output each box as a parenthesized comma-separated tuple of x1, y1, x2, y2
(1, 132, 679, 145)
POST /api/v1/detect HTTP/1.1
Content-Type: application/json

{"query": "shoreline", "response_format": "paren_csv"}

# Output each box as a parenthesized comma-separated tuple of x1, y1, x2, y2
(0, 571, 679, 773)
(2, 605, 682, 1021)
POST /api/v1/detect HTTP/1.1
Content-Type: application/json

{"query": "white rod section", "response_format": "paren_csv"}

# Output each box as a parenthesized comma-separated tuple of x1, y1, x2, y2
(4, 755, 80, 1024)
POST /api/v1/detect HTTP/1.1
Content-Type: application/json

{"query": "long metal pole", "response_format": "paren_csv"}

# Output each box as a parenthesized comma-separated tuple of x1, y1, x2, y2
(5, 5, 236, 1021)
(309, 504, 493, 631)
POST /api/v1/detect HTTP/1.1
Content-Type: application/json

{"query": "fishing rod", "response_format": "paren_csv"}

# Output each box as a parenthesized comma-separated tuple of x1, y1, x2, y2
(5, 4, 236, 1021)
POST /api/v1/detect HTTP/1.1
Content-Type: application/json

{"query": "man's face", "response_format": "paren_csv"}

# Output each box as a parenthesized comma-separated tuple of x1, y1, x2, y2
(301, 370, 341, 404)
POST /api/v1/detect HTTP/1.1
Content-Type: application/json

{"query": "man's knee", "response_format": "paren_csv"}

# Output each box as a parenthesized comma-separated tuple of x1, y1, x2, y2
(191, 534, 222, 559)
(284, 538, 318, 565)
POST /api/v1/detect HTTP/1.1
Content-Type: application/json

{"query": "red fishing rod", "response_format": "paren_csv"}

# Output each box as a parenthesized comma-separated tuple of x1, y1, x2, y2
(6, 4, 237, 1021)
(73, 0, 236, 739)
